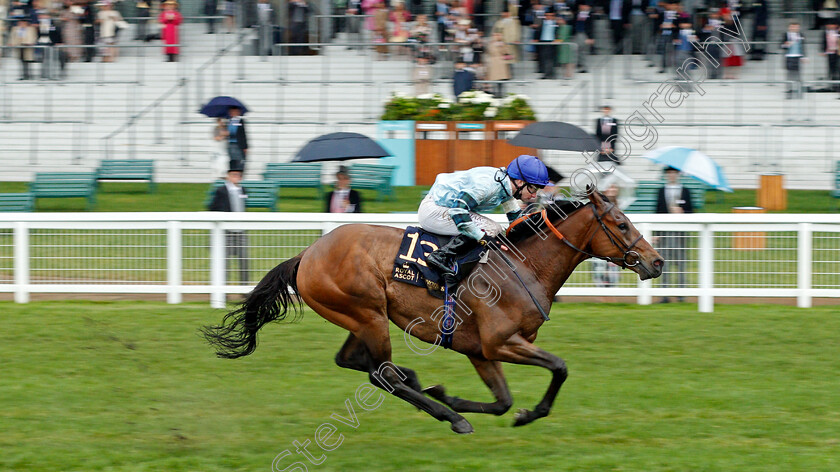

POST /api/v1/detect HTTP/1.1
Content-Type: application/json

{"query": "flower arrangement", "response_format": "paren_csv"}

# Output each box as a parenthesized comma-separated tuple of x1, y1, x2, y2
(380, 91, 536, 121)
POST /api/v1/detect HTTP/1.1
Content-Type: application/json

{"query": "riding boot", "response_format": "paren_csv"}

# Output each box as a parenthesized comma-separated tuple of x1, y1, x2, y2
(426, 234, 479, 281)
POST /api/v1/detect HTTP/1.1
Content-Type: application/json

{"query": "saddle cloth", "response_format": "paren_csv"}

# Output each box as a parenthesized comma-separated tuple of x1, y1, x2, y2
(391, 226, 486, 299)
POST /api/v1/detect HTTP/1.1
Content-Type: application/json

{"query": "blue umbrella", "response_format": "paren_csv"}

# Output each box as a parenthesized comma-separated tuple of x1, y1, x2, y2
(642, 146, 733, 192)
(199, 96, 249, 118)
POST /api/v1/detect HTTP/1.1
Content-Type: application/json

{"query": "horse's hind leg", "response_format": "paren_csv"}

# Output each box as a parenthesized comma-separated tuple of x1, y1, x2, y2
(423, 357, 513, 415)
(335, 333, 422, 392)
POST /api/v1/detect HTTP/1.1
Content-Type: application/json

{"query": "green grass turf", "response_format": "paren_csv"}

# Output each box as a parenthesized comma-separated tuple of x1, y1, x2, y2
(1, 301, 837, 472)
(0, 181, 836, 213)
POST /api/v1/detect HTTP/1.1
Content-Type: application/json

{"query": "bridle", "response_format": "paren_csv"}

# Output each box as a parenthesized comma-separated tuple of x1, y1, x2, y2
(540, 202, 644, 268)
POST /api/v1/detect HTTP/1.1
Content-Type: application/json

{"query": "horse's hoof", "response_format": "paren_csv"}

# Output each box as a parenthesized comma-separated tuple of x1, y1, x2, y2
(451, 418, 474, 434)
(512, 408, 532, 427)
(423, 384, 446, 400)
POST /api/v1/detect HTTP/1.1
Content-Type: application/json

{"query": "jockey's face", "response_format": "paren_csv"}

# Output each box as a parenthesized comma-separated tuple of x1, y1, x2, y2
(514, 179, 540, 203)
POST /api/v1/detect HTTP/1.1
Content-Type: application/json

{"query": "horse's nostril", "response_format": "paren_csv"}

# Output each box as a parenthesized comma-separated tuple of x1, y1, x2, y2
(653, 259, 664, 268)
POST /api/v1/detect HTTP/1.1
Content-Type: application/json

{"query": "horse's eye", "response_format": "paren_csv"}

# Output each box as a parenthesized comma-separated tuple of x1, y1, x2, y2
(618, 223, 628, 231)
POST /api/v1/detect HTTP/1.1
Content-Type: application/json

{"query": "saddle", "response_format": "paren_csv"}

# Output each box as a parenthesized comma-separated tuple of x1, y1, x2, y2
(391, 226, 487, 299)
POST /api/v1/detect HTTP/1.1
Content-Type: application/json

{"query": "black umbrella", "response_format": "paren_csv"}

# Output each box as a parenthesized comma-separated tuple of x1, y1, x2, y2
(292, 132, 392, 162)
(508, 121, 600, 152)
(199, 96, 249, 118)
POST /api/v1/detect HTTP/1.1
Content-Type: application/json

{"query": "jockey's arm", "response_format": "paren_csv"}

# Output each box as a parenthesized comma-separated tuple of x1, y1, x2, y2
(447, 192, 486, 241)
(500, 198, 522, 223)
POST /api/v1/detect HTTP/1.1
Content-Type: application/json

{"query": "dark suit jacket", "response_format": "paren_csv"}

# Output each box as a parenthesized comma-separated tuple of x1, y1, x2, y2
(781, 32, 806, 56)
(656, 186, 694, 214)
(535, 19, 561, 41)
(228, 117, 248, 152)
(37, 20, 63, 45)
(572, 8, 594, 37)
(595, 116, 619, 143)
(208, 183, 249, 212)
(324, 189, 362, 213)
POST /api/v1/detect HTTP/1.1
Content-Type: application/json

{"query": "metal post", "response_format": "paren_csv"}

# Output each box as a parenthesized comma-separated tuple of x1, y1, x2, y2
(14, 222, 30, 304)
(155, 102, 163, 144)
(128, 84, 136, 160)
(734, 82, 741, 124)
(30, 122, 38, 165)
(637, 222, 652, 305)
(86, 83, 94, 124)
(210, 222, 226, 308)
(167, 220, 183, 304)
(698, 224, 714, 313)
(797, 222, 812, 308)
(45, 80, 53, 123)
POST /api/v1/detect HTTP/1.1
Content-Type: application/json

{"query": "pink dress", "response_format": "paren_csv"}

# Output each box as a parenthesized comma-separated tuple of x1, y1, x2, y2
(159, 10, 183, 55)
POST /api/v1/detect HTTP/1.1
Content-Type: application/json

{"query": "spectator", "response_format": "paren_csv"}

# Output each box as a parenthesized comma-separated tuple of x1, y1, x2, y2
(203, 0, 218, 34)
(256, 0, 273, 56)
(627, 0, 648, 54)
(325, 166, 363, 213)
(781, 21, 806, 98)
(211, 118, 228, 179)
(80, 0, 96, 62)
(159, 0, 182, 62)
(389, 1, 410, 43)
(36, 9, 64, 80)
(721, 7, 744, 78)
(607, 0, 628, 54)
(372, 0, 389, 58)
(657, 0, 677, 73)
(208, 165, 250, 286)
(535, 9, 559, 79)
(485, 32, 512, 96)
(698, 9, 722, 79)
(227, 106, 248, 171)
(749, 0, 769, 60)
(288, 0, 310, 55)
(345, 0, 363, 48)
(674, 18, 696, 89)
(61, 1, 84, 62)
(409, 13, 433, 57)
(654, 166, 693, 303)
(223, 0, 236, 33)
(595, 105, 621, 166)
(824, 20, 839, 91)
(434, 0, 449, 44)
(572, 2, 594, 74)
(9, 17, 36, 80)
(96, 1, 125, 63)
(491, 9, 521, 62)
(556, 16, 573, 79)
(135, 0, 150, 39)
(453, 59, 475, 98)
(413, 53, 433, 94)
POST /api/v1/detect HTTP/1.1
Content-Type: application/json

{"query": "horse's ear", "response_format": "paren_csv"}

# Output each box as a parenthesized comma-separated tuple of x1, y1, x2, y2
(586, 184, 603, 207)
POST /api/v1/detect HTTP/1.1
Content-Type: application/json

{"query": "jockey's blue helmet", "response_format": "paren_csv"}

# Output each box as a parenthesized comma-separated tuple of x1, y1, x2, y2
(506, 155, 552, 187)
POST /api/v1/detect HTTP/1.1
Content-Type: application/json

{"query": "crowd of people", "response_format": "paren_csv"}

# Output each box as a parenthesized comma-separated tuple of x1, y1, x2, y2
(0, 0, 183, 79)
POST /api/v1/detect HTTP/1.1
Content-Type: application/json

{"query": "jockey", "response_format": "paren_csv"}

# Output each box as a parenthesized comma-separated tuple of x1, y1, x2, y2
(420, 154, 552, 278)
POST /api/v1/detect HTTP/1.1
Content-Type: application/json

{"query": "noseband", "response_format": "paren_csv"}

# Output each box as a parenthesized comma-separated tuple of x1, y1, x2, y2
(541, 202, 644, 268)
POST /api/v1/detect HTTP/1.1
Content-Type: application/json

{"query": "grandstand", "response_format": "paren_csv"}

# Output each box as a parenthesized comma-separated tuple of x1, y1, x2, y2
(1, 2, 836, 190)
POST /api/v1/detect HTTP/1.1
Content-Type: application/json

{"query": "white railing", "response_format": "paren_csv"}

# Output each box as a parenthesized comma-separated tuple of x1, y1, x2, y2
(1, 212, 839, 312)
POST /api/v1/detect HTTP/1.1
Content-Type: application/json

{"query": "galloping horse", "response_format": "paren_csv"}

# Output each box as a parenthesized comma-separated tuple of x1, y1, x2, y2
(203, 187, 664, 434)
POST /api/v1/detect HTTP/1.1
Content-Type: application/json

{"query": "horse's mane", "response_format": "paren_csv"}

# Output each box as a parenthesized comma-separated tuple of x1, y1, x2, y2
(505, 197, 596, 244)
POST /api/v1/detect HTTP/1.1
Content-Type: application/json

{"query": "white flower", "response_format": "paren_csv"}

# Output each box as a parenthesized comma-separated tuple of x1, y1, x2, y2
(484, 107, 498, 118)
(490, 99, 502, 108)
(438, 102, 451, 109)
(394, 91, 408, 98)
(417, 93, 436, 100)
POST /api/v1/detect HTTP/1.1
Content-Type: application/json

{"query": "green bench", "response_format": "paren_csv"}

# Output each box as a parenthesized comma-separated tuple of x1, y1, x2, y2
(96, 159, 156, 192)
(624, 179, 707, 213)
(0, 192, 35, 212)
(205, 180, 280, 211)
(29, 172, 97, 210)
(347, 163, 396, 201)
(262, 163, 324, 199)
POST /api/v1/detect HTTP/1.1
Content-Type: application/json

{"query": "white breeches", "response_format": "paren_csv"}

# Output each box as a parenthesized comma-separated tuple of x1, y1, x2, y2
(417, 195, 504, 238)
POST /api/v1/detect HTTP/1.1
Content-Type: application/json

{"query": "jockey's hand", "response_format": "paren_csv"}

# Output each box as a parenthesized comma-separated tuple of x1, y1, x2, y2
(478, 235, 492, 246)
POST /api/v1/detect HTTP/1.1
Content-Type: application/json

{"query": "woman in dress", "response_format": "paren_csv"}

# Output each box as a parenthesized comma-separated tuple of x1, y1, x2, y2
(60, 0, 84, 62)
(159, 0, 183, 62)
(95, 1, 125, 62)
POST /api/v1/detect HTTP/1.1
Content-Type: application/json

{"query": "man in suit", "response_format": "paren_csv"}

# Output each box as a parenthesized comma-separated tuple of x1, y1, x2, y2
(36, 10, 64, 80)
(9, 17, 36, 80)
(595, 105, 621, 165)
(535, 10, 560, 79)
(654, 166, 693, 303)
(288, 0, 310, 55)
(325, 166, 363, 213)
(572, 2, 594, 73)
(208, 165, 250, 285)
(227, 106, 248, 171)
(781, 21, 806, 98)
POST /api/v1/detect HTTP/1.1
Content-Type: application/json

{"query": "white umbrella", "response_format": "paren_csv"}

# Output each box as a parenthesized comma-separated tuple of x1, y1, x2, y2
(642, 146, 733, 192)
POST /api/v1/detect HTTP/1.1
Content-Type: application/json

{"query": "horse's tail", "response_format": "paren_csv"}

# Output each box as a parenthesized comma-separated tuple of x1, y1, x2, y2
(202, 251, 305, 359)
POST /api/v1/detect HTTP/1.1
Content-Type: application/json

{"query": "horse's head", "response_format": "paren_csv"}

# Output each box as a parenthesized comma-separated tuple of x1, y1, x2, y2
(584, 186, 664, 281)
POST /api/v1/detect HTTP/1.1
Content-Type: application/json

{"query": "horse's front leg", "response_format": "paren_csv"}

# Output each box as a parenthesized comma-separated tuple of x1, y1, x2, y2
(423, 357, 513, 415)
(486, 333, 568, 427)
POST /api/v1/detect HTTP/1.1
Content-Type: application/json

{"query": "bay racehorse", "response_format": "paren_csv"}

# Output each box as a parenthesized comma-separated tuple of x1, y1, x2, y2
(203, 187, 664, 434)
